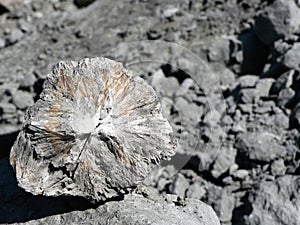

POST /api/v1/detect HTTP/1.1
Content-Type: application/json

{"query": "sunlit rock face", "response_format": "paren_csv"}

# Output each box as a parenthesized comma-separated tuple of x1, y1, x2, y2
(10, 57, 176, 202)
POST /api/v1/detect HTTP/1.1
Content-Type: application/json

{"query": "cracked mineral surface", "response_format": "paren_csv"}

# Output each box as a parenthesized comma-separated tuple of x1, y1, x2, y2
(10, 57, 176, 202)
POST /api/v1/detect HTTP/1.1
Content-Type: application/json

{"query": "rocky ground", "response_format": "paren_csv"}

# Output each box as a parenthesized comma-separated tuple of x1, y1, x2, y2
(0, 0, 300, 224)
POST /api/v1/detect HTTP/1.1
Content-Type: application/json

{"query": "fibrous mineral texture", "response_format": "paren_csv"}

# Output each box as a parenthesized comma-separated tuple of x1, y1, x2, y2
(10, 57, 176, 202)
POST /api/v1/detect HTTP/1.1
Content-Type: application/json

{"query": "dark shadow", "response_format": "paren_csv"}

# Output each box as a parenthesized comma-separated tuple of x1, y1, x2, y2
(0, 131, 19, 159)
(238, 30, 269, 75)
(161, 64, 191, 84)
(231, 191, 253, 224)
(0, 5, 8, 15)
(0, 157, 96, 223)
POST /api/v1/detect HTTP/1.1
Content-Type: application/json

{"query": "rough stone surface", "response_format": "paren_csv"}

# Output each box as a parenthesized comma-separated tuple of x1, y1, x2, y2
(235, 132, 286, 162)
(14, 193, 221, 225)
(254, 0, 300, 45)
(246, 176, 300, 225)
(10, 57, 176, 202)
(283, 43, 300, 70)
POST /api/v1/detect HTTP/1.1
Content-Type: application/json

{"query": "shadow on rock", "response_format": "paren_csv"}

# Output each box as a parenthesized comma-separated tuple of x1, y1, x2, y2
(0, 157, 95, 223)
(0, 132, 19, 159)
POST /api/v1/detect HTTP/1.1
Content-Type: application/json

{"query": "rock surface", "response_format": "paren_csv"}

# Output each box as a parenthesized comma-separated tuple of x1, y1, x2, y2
(15, 193, 221, 225)
(247, 175, 300, 225)
(10, 57, 176, 202)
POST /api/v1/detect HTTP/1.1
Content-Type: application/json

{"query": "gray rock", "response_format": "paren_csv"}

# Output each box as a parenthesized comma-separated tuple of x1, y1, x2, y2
(271, 70, 294, 94)
(203, 109, 221, 128)
(6, 28, 23, 45)
(274, 113, 289, 129)
(255, 78, 274, 98)
(151, 69, 179, 98)
(12, 90, 34, 109)
(0, 38, 5, 49)
(15, 194, 220, 225)
(238, 88, 259, 104)
(186, 182, 206, 199)
(238, 75, 258, 88)
(270, 158, 286, 176)
(207, 37, 231, 64)
(254, 0, 300, 45)
(232, 169, 249, 180)
(235, 131, 286, 162)
(239, 104, 252, 114)
(283, 43, 300, 70)
(277, 87, 295, 107)
(211, 147, 237, 179)
(10, 58, 176, 202)
(169, 173, 189, 197)
(246, 175, 300, 225)
(216, 189, 235, 223)
(291, 102, 300, 127)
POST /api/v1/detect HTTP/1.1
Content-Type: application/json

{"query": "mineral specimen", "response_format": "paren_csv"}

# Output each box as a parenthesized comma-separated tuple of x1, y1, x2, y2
(10, 57, 176, 202)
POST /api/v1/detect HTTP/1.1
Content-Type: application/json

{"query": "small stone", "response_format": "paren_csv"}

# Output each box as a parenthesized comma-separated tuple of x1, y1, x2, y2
(271, 70, 294, 94)
(12, 90, 34, 109)
(239, 104, 252, 114)
(232, 169, 249, 180)
(6, 28, 23, 45)
(277, 87, 295, 107)
(238, 75, 258, 88)
(291, 102, 300, 127)
(207, 37, 231, 64)
(229, 164, 239, 175)
(186, 182, 206, 199)
(239, 88, 259, 104)
(274, 113, 289, 129)
(0, 102, 16, 114)
(283, 43, 300, 70)
(0, 38, 5, 49)
(203, 109, 221, 128)
(222, 176, 233, 185)
(169, 173, 189, 197)
(270, 158, 286, 176)
(219, 190, 235, 222)
(211, 147, 237, 179)
(151, 69, 179, 98)
(255, 78, 274, 97)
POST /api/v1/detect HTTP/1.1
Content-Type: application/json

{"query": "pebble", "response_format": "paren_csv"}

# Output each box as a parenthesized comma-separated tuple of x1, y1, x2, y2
(12, 90, 34, 109)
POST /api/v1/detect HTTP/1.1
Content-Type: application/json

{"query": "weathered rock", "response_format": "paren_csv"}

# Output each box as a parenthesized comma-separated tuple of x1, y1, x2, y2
(270, 158, 286, 176)
(246, 175, 300, 225)
(255, 78, 274, 98)
(283, 43, 300, 70)
(6, 28, 23, 45)
(271, 70, 293, 95)
(10, 57, 176, 202)
(12, 90, 34, 109)
(277, 87, 295, 107)
(169, 173, 189, 197)
(211, 147, 237, 179)
(238, 75, 258, 88)
(218, 190, 235, 223)
(235, 131, 286, 162)
(254, 0, 300, 45)
(14, 193, 220, 225)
